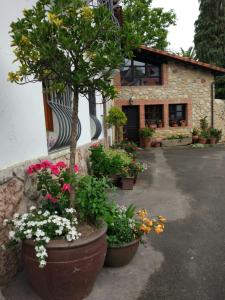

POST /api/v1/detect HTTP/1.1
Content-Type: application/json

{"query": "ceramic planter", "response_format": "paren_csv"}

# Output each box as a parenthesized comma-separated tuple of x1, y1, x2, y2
(210, 137, 217, 144)
(104, 238, 140, 267)
(140, 137, 152, 148)
(192, 135, 199, 144)
(110, 175, 121, 187)
(199, 137, 207, 144)
(121, 177, 134, 190)
(22, 223, 107, 300)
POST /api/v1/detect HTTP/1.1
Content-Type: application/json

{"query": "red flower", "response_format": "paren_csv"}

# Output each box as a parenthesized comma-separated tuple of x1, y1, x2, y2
(45, 193, 58, 203)
(62, 183, 71, 192)
(74, 164, 79, 173)
(56, 161, 67, 169)
(50, 165, 60, 176)
(26, 165, 35, 175)
(41, 160, 52, 169)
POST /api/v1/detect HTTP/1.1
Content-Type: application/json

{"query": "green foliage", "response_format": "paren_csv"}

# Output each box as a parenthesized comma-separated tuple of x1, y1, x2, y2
(209, 127, 222, 140)
(176, 47, 196, 59)
(111, 140, 138, 157)
(123, 0, 176, 49)
(76, 176, 112, 223)
(167, 134, 190, 140)
(139, 127, 155, 138)
(106, 107, 127, 127)
(89, 144, 132, 178)
(194, 0, 225, 98)
(192, 127, 199, 136)
(200, 130, 209, 139)
(200, 116, 209, 130)
(8, 0, 142, 98)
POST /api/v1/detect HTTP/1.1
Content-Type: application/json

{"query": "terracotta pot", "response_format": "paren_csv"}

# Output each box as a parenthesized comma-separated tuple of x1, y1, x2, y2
(157, 123, 163, 128)
(110, 175, 121, 187)
(22, 223, 107, 300)
(121, 177, 134, 190)
(149, 124, 157, 129)
(141, 137, 152, 148)
(192, 135, 199, 144)
(210, 137, 217, 144)
(199, 137, 207, 144)
(104, 238, 140, 267)
(172, 123, 178, 127)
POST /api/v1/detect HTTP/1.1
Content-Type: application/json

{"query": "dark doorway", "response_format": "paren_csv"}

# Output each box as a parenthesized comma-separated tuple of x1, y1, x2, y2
(122, 105, 140, 144)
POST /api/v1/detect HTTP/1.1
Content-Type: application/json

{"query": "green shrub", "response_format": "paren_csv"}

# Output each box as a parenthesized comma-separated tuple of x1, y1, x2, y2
(209, 128, 222, 141)
(139, 127, 155, 138)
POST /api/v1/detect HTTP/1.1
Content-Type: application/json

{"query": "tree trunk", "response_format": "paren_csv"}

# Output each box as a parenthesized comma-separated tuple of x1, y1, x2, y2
(103, 98, 109, 149)
(70, 88, 79, 208)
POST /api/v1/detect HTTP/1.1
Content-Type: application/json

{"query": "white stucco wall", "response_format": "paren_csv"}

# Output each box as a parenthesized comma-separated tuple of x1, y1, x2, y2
(96, 93, 104, 140)
(77, 95, 92, 146)
(0, 0, 48, 169)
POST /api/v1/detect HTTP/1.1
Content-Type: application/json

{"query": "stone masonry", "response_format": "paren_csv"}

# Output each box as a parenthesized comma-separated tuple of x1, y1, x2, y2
(0, 142, 95, 286)
(114, 60, 216, 137)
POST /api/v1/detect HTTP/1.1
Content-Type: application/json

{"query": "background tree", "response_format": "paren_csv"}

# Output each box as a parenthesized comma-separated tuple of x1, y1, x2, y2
(106, 107, 127, 143)
(194, 0, 225, 99)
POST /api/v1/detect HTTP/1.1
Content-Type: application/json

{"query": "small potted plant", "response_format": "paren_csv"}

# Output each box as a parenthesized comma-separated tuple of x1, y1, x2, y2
(209, 128, 222, 144)
(191, 127, 199, 144)
(157, 120, 163, 128)
(180, 120, 186, 127)
(128, 161, 146, 184)
(139, 127, 155, 148)
(104, 204, 166, 267)
(120, 166, 135, 190)
(199, 130, 209, 144)
(171, 120, 178, 127)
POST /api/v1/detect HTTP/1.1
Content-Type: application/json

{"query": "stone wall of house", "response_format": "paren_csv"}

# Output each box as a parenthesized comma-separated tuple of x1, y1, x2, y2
(214, 99, 225, 142)
(0, 142, 96, 286)
(115, 60, 215, 137)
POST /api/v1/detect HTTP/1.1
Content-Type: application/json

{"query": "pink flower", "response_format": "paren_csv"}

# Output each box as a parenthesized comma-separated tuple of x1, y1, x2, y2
(50, 165, 60, 176)
(26, 165, 35, 175)
(74, 164, 79, 173)
(41, 160, 52, 169)
(45, 193, 58, 203)
(34, 163, 42, 171)
(62, 183, 71, 192)
(56, 161, 67, 169)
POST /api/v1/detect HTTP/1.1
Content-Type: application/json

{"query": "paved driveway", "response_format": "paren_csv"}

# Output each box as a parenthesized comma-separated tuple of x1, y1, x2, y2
(3, 146, 225, 300)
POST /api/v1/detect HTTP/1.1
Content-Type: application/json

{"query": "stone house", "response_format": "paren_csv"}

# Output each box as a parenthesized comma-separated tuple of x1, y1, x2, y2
(114, 45, 225, 143)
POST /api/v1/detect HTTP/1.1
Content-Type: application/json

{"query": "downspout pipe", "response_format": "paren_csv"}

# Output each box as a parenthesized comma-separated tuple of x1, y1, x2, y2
(211, 81, 215, 128)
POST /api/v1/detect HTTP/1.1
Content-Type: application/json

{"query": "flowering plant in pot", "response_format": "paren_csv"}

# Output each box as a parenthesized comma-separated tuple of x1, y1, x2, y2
(3, 160, 108, 300)
(104, 204, 166, 267)
(139, 127, 155, 148)
(128, 161, 146, 184)
(111, 140, 138, 158)
(191, 127, 199, 144)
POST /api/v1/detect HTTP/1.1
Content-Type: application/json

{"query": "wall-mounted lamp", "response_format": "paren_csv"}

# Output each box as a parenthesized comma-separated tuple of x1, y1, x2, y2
(129, 97, 134, 106)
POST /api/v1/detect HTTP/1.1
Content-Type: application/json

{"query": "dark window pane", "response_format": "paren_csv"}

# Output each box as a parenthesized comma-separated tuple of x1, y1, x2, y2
(169, 104, 187, 126)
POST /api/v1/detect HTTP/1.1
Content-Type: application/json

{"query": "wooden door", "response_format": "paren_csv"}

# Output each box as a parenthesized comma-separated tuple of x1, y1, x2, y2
(122, 106, 140, 144)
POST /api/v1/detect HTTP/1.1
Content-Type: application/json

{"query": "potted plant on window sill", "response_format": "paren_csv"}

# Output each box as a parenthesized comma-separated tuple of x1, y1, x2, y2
(139, 127, 155, 148)
(180, 120, 186, 127)
(104, 204, 166, 267)
(157, 120, 163, 128)
(171, 120, 178, 127)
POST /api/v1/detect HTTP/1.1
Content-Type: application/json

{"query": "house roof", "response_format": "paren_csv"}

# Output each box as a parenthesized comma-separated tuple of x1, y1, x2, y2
(140, 45, 225, 74)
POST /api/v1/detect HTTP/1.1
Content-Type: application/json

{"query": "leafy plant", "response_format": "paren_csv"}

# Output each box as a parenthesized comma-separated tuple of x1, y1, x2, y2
(105, 204, 166, 247)
(112, 140, 138, 157)
(167, 134, 190, 140)
(192, 127, 199, 136)
(209, 128, 222, 141)
(139, 127, 155, 138)
(76, 176, 112, 223)
(106, 107, 127, 143)
(200, 116, 209, 131)
(199, 130, 209, 139)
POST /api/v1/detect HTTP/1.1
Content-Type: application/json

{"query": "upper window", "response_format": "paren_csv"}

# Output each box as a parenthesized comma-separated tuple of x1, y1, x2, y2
(120, 59, 162, 86)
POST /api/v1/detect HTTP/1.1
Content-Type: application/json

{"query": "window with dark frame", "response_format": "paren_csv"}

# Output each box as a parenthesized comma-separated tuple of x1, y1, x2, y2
(169, 104, 187, 127)
(145, 105, 164, 128)
(120, 58, 162, 86)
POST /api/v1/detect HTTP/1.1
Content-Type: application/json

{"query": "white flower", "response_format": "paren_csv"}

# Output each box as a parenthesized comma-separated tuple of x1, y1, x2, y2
(9, 231, 15, 240)
(29, 206, 36, 211)
(3, 219, 8, 226)
(39, 260, 47, 268)
(90, 21, 95, 28)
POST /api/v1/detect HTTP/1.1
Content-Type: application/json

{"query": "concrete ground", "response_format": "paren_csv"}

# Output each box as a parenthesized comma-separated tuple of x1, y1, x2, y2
(2, 146, 225, 300)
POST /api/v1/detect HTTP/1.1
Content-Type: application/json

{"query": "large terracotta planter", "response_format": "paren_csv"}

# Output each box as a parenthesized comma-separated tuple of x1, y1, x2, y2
(210, 138, 216, 144)
(104, 238, 140, 267)
(22, 223, 107, 300)
(140, 137, 152, 148)
(199, 137, 207, 144)
(192, 135, 199, 144)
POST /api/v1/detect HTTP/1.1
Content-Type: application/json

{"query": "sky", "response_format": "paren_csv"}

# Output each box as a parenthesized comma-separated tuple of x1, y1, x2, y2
(152, 0, 200, 51)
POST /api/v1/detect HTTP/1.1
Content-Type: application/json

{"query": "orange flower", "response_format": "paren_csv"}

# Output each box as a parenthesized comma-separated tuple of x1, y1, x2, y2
(140, 224, 151, 234)
(143, 218, 153, 227)
(154, 225, 164, 234)
(137, 209, 148, 219)
(158, 215, 166, 222)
